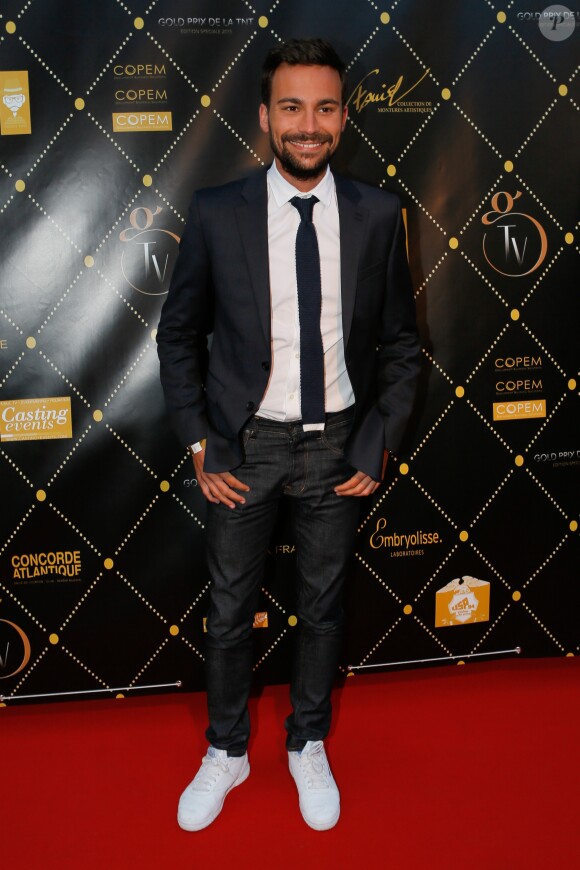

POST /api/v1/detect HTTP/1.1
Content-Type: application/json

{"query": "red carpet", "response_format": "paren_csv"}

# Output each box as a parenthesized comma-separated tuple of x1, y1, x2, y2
(1, 658, 578, 870)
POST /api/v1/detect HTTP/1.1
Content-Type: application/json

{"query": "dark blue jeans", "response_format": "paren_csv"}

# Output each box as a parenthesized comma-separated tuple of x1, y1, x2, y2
(204, 407, 359, 755)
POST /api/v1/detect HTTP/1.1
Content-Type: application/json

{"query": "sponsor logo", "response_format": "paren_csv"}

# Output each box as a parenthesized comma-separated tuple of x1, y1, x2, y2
(0, 339, 7, 350)
(0, 397, 72, 442)
(119, 206, 180, 296)
(271, 544, 296, 555)
(0, 71, 31, 136)
(516, 5, 578, 40)
(0, 619, 31, 679)
(158, 16, 254, 34)
(347, 67, 432, 115)
(203, 613, 268, 631)
(533, 449, 580, 468)
(493, 400, 546, 421)
(435, 576, 490, 628)
(113, 64, 167, 78)
(482, 192, 548, 277)
(11, 550, 82, 583)
(112, 111, 172, 132)
(369, 518, 442, 557)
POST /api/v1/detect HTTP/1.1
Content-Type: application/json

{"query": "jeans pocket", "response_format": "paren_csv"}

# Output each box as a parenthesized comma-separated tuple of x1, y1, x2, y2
(320, 419, 350, 456)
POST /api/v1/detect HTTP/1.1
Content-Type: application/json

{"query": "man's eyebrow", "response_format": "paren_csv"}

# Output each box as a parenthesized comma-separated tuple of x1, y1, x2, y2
(275, 97, 341, 106)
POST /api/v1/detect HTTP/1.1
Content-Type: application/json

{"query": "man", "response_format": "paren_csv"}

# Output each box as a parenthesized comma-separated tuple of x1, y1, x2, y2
(157, 38, 421, 832)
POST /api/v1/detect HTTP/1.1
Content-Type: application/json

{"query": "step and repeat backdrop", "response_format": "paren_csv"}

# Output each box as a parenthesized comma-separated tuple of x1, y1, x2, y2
(0, 0, 578, 703)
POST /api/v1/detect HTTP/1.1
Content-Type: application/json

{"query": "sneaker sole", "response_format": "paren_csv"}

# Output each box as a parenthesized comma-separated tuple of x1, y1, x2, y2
(177, 759, 250, 832)
(299, 803, 340, 831)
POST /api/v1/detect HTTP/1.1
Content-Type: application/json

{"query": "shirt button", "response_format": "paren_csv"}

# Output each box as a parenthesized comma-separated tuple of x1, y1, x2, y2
(246, 401, 255, 411)
(289, 393, 294, 400)
(294, 353, 299, 359)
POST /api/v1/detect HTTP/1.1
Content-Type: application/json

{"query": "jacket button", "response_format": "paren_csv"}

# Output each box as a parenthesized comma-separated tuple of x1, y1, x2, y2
(246, 401, 255, 411)
(261, 361, 270, 371)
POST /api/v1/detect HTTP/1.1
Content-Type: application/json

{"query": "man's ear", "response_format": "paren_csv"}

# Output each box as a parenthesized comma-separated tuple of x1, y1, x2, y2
(259, 103, 270, 134)
(341, 104, 348, 131)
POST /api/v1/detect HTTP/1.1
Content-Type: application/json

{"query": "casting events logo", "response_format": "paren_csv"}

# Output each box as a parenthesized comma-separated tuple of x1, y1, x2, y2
(435, 576, 490, 628)
(482, 191, 547, 278)
(120, 207, 180, 295)
(370, 518, 442, 557)
(347, 67, 432, 115)
(0, 71, 31, 135)
(0, 619, 31, 680)
(0, 397, 72, 442)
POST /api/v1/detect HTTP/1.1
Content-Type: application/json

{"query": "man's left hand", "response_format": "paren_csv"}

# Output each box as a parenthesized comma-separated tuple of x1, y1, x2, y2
(334, 450, 389, 497)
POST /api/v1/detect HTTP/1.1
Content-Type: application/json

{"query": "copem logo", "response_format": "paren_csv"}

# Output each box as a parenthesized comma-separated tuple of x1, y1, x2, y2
(482, 191, 548, 277)
(120, 206, 180, 296)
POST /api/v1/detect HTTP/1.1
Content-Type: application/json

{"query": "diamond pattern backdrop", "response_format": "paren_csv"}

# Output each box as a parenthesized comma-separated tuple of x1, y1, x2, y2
(0, 0, 578, 704)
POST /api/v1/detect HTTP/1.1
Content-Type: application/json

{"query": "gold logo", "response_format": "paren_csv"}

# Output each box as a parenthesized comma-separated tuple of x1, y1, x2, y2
(493, 400, 546, 421)
(347, 68, 432, 114)
(435, 576, 490, 628)
(0, 619, 32, 679)
(0, 397, 72, 442)
(112, 111, 172, 132)
(0, 71, 31, 136)
(120, 207, 180, 296)
(482, 192, 548, 277)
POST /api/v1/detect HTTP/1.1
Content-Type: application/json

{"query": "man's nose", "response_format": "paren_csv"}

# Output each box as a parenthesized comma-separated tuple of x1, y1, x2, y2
(299, 108, 320, 134)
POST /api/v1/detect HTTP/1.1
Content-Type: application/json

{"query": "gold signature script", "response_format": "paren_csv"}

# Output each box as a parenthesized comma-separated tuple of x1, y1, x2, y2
(346, 68, 431, 113)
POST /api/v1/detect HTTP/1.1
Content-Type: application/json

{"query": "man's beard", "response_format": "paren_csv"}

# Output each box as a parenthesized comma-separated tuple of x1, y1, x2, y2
(270, 132, 334, 181)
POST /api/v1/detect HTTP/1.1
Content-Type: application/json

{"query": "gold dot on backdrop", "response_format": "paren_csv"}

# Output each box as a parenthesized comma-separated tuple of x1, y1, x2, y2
(134, 17, 144, 29)
(387, 164, 397, 177)
(104, 558, 114, 570)
(142, 174, 152, 187)
(380, 12, 391, 24)
(512, 591, 522, 602)
(403, 604, 413, 615)
(570, 521, 578, 532)
(6, 21, 16, 33)
(93, 410, 103, 422)
(15, 180, 25, 192)
(455, 386, 465, 398)
(84, 255, 94, 267)
(150, 328, 157, 341)
(566, 652, 575, 657)
(449, 237, 459, 249)
(497, 11, 507, 24)
(258, 16, 268, 27)
(169, 625, 180, 636)
(441, 88, 451, 100)
(288, 615, 298, 627)
(201, 95, 211, 108)
(116, 694, 125, 699)
(74, 98, 85, 110)
(568, 378, 577, 390)
(26, 337, 36, 349)
(558, 84, 568, 96)
(564, 232, 574, 244)
(459, 530, 469, 542)
(511, 309, 520, 321)
(399, 463, 409, 475)
(160, 480, 170, 492)
(457, 660, 465, 666)
(36, 490, 46, 502)
(49, 634, 59, 645)
(515, 455, 524, 467)
(504, 160, 514, 172)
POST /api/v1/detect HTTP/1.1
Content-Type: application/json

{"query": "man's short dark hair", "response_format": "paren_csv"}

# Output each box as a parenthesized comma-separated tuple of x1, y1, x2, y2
(261, 38, 347, 107)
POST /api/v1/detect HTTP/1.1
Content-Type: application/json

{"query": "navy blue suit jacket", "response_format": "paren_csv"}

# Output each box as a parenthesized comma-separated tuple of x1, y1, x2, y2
(157, 168, 421, 480)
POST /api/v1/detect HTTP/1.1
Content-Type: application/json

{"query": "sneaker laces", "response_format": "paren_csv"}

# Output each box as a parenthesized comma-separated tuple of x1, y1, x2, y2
(192, 749, 231, 792)
(299, 742, 331, 791)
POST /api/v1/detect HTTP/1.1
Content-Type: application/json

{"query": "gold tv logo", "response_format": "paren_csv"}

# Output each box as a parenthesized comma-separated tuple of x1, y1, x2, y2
(482, 191, 547, 277)
(112, 111, 172, 132)
(436, 576, 490, 628)
(0, 397, 72, 442)
(0, 619, 31, 679)
(0, 71, 31, 135)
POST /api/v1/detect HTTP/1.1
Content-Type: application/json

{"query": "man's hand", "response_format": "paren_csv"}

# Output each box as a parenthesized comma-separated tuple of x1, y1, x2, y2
(192, 447, 250, 509)
(334, 450, 389, 497)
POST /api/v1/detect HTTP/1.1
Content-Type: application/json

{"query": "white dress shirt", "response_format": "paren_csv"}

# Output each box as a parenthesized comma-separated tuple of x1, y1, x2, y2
(257, 162, 354, 422)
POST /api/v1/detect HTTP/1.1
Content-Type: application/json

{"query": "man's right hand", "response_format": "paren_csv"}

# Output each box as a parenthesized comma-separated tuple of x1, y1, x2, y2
(192, 447, 250, 509)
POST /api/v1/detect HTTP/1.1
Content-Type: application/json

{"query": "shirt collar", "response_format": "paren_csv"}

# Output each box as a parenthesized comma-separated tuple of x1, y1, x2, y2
(267, 161, 334, 210)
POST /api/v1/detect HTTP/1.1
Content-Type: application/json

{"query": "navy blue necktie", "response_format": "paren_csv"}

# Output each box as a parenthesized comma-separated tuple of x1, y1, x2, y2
(291, 195, 325, 429)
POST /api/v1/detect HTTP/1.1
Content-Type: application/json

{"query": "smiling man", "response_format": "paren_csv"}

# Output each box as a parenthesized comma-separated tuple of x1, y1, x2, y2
(157, 38, 421, 832)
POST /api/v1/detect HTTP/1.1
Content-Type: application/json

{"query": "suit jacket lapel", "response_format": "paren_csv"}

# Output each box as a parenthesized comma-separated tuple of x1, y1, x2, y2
(235, 170, 271, 346)
(335, 174, 368, 350)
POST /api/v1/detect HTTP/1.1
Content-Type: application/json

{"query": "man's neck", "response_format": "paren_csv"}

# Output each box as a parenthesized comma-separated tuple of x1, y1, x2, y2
(273, 158, 327, 193)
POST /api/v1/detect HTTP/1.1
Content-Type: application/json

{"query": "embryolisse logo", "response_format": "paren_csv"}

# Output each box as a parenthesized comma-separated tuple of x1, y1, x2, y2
(0, 619, 31, 679)
(120, 207, 180, 295)
(482, 192, 548, 277)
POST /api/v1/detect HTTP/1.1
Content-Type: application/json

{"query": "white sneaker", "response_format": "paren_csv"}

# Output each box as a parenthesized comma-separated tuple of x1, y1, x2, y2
(288, 740, 340, 831)
(177, 746, 250, 831)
